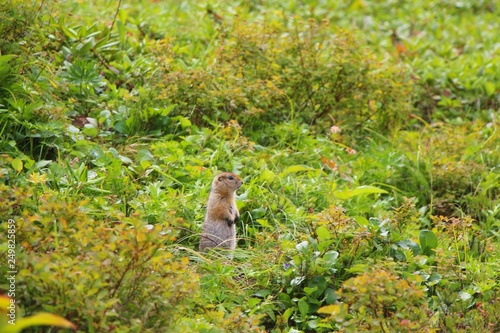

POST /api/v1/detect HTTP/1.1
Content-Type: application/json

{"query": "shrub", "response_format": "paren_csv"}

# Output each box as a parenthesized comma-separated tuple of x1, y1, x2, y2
(156, 19, 414, 138)
(0, 185, 198, 332)
(331, 269, 430, 332)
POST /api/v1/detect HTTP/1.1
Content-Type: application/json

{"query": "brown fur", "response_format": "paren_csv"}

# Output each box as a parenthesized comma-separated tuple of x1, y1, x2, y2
(199, 172, 242, 252)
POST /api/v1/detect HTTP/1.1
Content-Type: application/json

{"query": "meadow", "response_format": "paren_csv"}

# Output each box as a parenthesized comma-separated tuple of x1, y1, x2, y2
(0, 0, 499, 332)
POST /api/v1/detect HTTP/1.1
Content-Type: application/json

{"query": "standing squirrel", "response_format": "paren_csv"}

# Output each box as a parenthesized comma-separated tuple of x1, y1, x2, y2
(199, 172, 243, 253)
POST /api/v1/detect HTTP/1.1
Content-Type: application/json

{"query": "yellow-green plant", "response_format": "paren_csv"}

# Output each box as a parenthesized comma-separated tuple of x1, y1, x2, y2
(0, 295, 76, 333)
(157, 19, 414, 136)
(329, 269, 429, 332)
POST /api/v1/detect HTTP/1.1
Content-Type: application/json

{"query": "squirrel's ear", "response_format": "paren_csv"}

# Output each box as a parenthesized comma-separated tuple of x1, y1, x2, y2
(218, 176, 223, 181)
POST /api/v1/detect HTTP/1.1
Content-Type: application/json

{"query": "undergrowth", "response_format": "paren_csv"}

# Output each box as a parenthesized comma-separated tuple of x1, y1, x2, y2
(0, 0, 498, 332)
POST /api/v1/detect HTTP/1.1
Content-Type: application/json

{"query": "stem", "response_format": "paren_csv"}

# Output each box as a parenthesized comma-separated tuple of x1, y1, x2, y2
(110, 0, 122, 31)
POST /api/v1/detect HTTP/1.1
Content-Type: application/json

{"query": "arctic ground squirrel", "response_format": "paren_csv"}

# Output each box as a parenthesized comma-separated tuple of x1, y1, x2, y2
(199, 172, 242, 253)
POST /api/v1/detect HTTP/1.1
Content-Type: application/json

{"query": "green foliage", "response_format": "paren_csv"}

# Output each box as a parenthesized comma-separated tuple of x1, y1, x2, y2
(0, 0, 499, 332)
(333, 269, 429, 332)
(1, 185, 198, 332)
(158, 19, 413, 137)
(1, 295, 76, 333)
(232, 0, 500, 121)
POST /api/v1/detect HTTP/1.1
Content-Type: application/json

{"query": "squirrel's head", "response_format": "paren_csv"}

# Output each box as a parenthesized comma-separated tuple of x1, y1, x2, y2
(212, 172, 242, 192)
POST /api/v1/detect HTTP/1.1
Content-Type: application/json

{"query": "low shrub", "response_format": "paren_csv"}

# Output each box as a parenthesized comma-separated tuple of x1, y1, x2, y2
(155, 19, 414, 139)
(0, 185, 198, 332)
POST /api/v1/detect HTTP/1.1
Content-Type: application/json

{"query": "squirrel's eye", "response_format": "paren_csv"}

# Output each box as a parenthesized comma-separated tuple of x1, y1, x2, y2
(228, 176, 234, 180)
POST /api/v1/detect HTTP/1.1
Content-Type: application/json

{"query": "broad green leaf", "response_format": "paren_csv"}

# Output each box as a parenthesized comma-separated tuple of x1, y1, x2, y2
(259, 169, 276, 183)
(247, 298, 261, 308)
(307, 276, 327, 298)
(353, 216, 369, 227)
(0, 54, 15, 65)
(82, 126, 98, 137)
(251, 208, 266, 219)
(140, 160, 151, 169)
(113, 120, 128, 134)
(427, 272, 442, 286)
(253, 289, 271, 298)
(303, 287, 318, 296)
(297, 299, 309, 317)
(334, 185, 387, 200)
(278, 292, 293, 307)
(257, 219, 271, 227)
(33, 160, 52, 170)
(323, 251, 339, 265)
(316, 226, 331, 241)
(279, 165, 313, 177)
(11, 158, 23, 172)
(484, 81, 495, 96)
(324, 288, 337, 304)
(397, 239, 421, 255)
(161, 104, 177, 116)
(420, 230, 438, 256)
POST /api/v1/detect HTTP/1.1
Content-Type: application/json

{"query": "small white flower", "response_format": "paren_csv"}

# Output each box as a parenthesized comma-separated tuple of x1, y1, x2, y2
(330, 126, 341, 134)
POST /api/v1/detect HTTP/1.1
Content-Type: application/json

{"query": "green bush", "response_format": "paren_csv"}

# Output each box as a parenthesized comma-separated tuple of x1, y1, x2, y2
(156, 19, 414, 138)
(332, 269, 430, 332)
(1, 1, 499, 332)
(0, 185, 198, 332)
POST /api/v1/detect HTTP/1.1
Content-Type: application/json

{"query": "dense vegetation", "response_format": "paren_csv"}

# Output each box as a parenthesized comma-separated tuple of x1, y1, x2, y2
(1, 0, 498, 332)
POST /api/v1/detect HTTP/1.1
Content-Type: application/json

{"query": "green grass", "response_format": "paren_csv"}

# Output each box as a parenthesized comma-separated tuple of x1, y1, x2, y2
(0, 0, 499, 332)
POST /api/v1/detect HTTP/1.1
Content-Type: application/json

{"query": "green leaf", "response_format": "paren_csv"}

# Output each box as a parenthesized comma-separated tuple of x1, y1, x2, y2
(316, 226, 331, 241)
(247, 297, 261, 308)
(257, 219, 271, 227)
(253, 289, 270, 298)
(303, 287, 318, 296)
(334, 185, 388, 200)
(297, 299, 309, 317)
(282, 308, 294, 322)
(173, 115, 191, 128)
(323, 251, 339, 265)
(397, 239, 421, 255)
(113, 120, 128, 134)
(259, 169, 276, 183)
(11, 158, 23, 172)
(484, 81, 496, 96)
(420, 230, 438, 256)
(307, 276, 327, 298)
(346, 263, 368, 274)
(161, 104, 177, 116)
(251, 208, 266, 219)
(324, 288, 337, 304)
(140, 160, 151, 169)
(82, 126, 98, 137)
(353, 216, 369, 227)
(61, 26, 78, 39)
(279, 165, 313, 177)
(427, 272, 442, 286)
(32, 160, 52, 170)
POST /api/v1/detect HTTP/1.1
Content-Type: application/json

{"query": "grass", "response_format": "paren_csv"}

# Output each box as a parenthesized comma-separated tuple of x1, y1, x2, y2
(0, 0, 499, 332)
